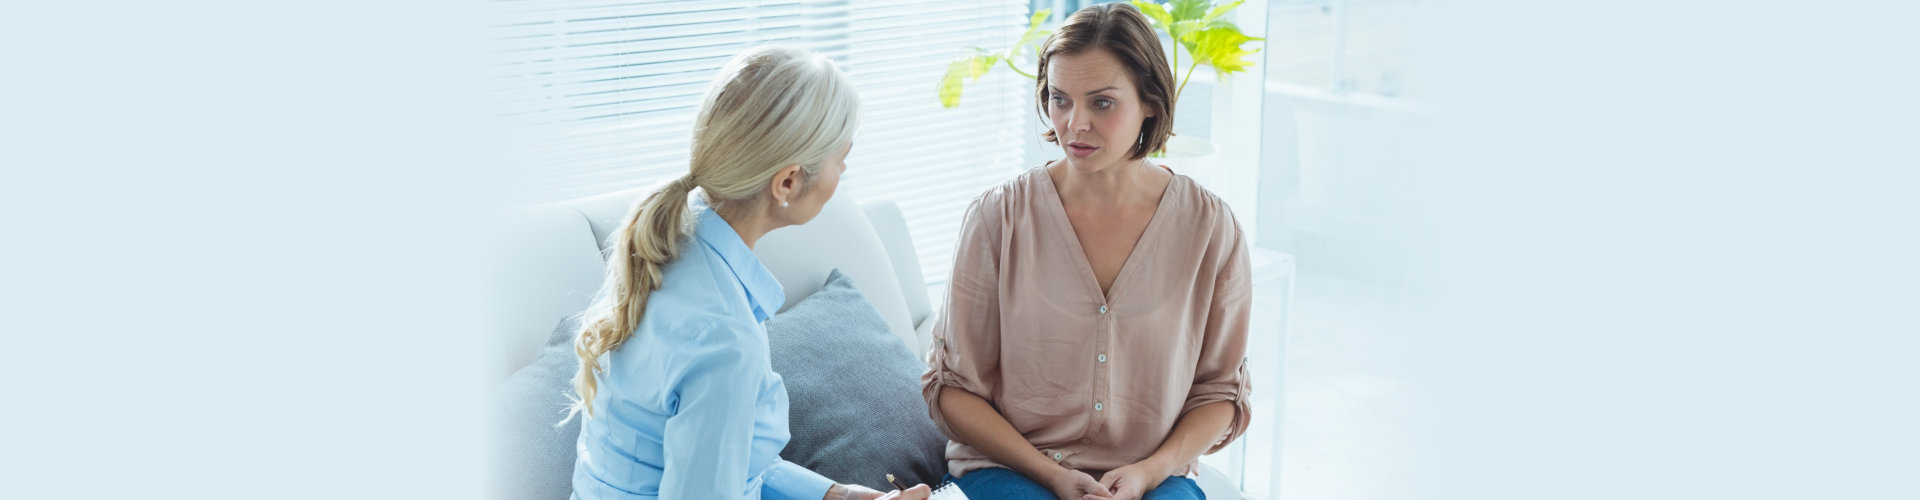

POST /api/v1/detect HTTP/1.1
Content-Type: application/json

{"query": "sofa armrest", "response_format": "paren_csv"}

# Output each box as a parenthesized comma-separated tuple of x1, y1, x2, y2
(859, 200, 931, 328)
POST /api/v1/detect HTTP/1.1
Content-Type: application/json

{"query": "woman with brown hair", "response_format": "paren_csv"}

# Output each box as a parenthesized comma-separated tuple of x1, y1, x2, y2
(920, 3, 1254, 500)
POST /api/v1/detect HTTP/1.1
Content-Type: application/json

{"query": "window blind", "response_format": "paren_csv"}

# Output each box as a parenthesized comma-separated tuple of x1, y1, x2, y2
(488, 0, 1031, 284)
(837, 0, 1030, 283)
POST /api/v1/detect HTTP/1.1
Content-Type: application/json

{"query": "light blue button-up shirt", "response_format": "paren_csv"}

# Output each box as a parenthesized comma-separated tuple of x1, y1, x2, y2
(571, 197, 834, 500)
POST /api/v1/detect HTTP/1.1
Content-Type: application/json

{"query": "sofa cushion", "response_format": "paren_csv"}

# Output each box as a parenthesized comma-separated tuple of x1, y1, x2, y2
(752, 194, 915, 343)
(568, 187, 920, 354)
(768, 269, 948, 491)
(492, 315, 582, 500)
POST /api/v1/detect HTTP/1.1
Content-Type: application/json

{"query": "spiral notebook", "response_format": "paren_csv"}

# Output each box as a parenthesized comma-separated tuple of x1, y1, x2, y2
(927, 481, 969, 500)
(886, 473, 968, 500)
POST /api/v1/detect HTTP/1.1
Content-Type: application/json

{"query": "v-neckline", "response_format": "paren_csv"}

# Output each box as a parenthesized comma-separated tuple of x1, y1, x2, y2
(1037, 163, 1181, 305)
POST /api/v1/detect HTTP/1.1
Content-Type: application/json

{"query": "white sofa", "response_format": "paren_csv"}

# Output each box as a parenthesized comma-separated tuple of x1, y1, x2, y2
(493, 188, 1239, 499)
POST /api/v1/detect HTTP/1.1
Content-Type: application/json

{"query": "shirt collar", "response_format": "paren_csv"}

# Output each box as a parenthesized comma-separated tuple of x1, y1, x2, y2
(690, 195, 786, 322)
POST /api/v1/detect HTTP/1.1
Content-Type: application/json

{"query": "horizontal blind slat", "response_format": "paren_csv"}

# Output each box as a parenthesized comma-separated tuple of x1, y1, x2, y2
(492, 0, 1028, 283)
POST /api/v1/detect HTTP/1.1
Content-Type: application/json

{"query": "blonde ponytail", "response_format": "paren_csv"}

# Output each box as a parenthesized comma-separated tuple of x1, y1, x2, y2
(569, 175, 696, 419)
(568, 45, 860, 419)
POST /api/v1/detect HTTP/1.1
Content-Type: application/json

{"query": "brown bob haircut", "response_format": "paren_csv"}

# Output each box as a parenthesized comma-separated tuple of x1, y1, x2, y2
(1036, 2, 1177, 160)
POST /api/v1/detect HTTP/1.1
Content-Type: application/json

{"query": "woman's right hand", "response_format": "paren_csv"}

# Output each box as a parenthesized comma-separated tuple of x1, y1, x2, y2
(825, 483, 930, 500)
(1041, 466, 1114, 500)
(878, 484, 931, 500)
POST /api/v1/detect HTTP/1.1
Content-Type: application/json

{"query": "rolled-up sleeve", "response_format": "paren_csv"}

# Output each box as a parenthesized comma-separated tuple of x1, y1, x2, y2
(1181, 220, 1254, 455)
(761, 459, 835, 500)
(920, 194, 1004, 439)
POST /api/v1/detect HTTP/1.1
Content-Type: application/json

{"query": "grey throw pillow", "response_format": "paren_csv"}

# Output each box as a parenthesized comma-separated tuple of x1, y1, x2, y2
(493, 315, 583, 500)
(769, 269, 949, 491)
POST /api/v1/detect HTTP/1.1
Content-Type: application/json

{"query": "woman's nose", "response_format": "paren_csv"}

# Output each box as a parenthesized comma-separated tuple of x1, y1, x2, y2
(1069, 107, 1091, 133)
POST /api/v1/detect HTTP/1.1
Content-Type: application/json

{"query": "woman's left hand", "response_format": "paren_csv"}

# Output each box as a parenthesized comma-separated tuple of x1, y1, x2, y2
(1097, 459, 1172, 500)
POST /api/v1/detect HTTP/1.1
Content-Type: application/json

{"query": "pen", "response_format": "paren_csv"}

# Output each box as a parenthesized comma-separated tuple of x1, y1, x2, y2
(885, 473, 908, 491)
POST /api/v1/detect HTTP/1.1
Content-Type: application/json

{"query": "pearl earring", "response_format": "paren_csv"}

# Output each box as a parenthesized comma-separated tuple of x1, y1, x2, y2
(781, 201, 789, 208)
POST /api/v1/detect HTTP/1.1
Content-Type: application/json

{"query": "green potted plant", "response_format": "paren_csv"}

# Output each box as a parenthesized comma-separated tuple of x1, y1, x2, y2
(936, 9, 1053, 109)
(937, 0, 1263, 179)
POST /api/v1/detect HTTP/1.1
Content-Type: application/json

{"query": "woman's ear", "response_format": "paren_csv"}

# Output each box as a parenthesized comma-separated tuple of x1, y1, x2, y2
(768, 164, 805, 206)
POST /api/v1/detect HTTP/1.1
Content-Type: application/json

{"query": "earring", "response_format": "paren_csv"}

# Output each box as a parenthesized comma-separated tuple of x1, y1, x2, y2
(781, 201, 789, 208)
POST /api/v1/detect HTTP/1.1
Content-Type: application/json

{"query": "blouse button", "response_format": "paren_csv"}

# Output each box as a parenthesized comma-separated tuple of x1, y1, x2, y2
(1053, 452, 1064, 461)
(1094, 402, 1104, 411)
(1097, 353, 1107, 363)
(1098, 305, 1108, 314)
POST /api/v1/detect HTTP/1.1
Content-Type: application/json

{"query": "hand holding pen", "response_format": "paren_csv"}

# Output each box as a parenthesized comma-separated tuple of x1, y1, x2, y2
(823, 476, 930, 500)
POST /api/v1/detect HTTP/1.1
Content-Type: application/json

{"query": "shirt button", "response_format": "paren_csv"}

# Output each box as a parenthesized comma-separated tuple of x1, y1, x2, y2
(1098, 305, 1108, 314)
(1097, 354, 1107, 363)
(1053, 452, 1064, 461)
(1094, 402, 1104, 411)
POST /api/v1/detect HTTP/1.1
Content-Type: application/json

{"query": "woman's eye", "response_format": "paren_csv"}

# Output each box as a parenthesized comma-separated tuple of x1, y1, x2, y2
(1050, 96, 1069, 107)
(1094, 99, 1113, 109)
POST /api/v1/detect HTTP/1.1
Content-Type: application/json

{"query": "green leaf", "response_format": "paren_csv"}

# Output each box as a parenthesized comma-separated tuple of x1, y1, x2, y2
(934, 8, 1055, 109)
(968, 50, 1002, 81)
(1175, 18, 1241, 51)
(1131, 1, 1174, 30)
(1153, 1, 1244, 51)
(1028, 9, 1051, 32)
(938, 58, 969, 108)
(938, 51, 1006, 108)
(1181, 25, 1264, 77)
(1010, 9, 1053, 60)
(1170, 19, 1212, 54)
(1202, 0, 1243, 22)
(1168, 0, 1210, 23)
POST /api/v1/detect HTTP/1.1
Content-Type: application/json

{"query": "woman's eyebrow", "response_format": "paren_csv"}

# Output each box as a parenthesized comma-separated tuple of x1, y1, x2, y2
(1049, 85, 1120, 96)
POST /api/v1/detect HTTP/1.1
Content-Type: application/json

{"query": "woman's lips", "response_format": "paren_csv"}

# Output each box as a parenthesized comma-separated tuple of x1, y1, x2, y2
(1068, 142, 1098, 157)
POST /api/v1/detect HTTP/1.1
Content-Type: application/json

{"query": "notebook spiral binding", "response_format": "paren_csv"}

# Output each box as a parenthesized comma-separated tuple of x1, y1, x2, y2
(927, 481, 969, 500)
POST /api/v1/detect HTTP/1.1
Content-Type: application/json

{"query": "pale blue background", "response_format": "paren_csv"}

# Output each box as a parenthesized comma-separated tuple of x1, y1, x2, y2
(3, 1, 1916, 499)
(1, 1, 489, 499)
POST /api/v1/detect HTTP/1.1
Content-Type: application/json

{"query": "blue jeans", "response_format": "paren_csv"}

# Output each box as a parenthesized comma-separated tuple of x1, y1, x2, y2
(947, 467, 1204, 500)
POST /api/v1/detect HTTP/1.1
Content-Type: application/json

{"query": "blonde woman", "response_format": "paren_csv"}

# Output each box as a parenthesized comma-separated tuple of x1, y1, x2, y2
(920, 4, 1253, 500)
(568, 46, 930, 500)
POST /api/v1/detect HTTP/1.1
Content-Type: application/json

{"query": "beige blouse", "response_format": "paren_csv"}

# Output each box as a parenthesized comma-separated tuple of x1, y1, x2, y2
(920, 165, 1254, 479)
